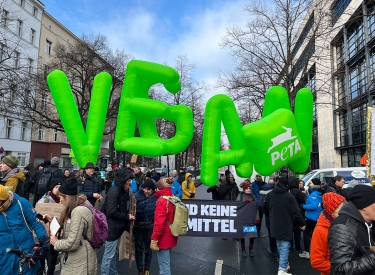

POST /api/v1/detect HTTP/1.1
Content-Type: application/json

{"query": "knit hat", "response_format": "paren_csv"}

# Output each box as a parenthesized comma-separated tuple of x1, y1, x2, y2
(58, 179, 78, 195)
(0, 185, 9, 200)
(311, 178, 321, 186)
(143, 179, 156, 190)
(157, 177, 173, 190)
(242, 182, 250, 190)
(49, 178, 64, 191)
(152, 174, 160, 183)
(146, 171, 152, 178)
(44, 160, 51, 167)
(322, 193, 346, 215)
(348, 185, 375, 209)
(24, 164, 32, 171)
(2, 155, 18, 169)
(51, 157, 59, 166)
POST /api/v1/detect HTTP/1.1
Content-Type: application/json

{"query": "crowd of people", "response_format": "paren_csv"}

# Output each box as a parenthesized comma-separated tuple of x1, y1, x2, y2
(2, 153, 375, 275)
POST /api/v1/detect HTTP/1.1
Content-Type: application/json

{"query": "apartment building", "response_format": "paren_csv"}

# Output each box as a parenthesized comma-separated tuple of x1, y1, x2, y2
(289, 0, 374, 170)
(0, 0, 44, 167)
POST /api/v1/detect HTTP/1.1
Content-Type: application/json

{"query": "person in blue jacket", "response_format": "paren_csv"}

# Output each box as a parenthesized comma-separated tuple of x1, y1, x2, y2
(134, 179, 158, 275)
(0, 184, 48, 275)
(172, 180, 182, 198)
(299, 178, 323, 260)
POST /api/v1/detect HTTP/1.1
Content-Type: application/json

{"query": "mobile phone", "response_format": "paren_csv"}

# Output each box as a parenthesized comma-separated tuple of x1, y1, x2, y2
(36, 213, 49, 224)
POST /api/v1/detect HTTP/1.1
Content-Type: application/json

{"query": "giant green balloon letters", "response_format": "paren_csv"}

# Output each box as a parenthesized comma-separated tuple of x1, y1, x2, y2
(47, 60, 313, 186)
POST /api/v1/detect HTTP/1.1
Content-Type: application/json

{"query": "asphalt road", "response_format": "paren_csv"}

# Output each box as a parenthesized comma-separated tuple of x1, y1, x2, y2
(94, 183, 319, 275)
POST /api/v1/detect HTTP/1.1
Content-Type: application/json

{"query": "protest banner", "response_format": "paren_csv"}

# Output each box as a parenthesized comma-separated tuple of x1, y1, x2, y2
(35, 203, 65, 232)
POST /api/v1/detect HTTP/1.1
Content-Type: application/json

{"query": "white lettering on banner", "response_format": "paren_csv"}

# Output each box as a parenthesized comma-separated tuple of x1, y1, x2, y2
(271, 139, 301, 166)
(186, 204, 198, 215)
(188, 218, 237, 233)
(201, 205, 209, 216)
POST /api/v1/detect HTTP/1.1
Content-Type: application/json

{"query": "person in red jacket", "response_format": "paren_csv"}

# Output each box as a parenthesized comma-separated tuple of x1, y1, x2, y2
(310, 192, 346, 275)
(150, 177, 178, 275)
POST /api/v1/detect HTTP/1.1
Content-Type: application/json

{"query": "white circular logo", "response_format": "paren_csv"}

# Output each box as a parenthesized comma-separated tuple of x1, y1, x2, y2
(351, 170, 366, 178)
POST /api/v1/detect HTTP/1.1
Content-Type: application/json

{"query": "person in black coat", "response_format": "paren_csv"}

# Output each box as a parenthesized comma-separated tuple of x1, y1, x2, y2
(218, 170, 239, 201)
(177, 167, 186, 185)
(77, 162, 101, 206)
(329, 185, 375, 274)
(100, 168, 135, 275)
(263, 177, 306, 275)
(288, 176, 306, 252)
(207, 174, 224, 200)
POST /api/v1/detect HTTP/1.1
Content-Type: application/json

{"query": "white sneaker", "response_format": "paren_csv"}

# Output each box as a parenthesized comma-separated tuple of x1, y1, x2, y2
(299, 251, 310, 259)
(277, 270, 291, 275)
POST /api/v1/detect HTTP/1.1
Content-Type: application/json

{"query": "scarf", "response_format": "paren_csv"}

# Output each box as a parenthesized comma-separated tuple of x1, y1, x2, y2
(50, 191, 60, 203)
(0, 191, 14, 212)
(322, 209, 334, 223)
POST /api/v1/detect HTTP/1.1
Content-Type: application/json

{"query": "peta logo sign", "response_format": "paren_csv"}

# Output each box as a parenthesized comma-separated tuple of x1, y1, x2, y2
(269, 126, 302, 166)
(243, 226, 257, 233)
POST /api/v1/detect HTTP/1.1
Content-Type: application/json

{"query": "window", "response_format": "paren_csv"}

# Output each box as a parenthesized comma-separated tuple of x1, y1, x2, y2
(33, 7, 38, 17)
(53, 129, 58, 142)
(349, 60, 367, 100)
(369, 6, 375, 40)
(21, 122, 27, 140)
(17, 20, 23, 37)
(40, 94, 47, 111)
(10, 84, 16, 101)
(17, 153, 26, 167)
(347, 21, 365, 59)
(14, 51, 20, 69)
(331, 0, 351, 25)
(20, 0, 25, 7)
(5, 119, 13, 138)
(45, 40, 52, 55)
(351, 104, 367, 145)
(340, 113, 348, 146)
(336, 43, 344, 69)
(27, 58, 33, 73)
(0, 43, 4, 62)
(2, 9, 9, 27)
(30, 28, 35, 45)
(338, 76, 347, 106)
(43, 64, 49, 77)
(37, 125, 44, 141)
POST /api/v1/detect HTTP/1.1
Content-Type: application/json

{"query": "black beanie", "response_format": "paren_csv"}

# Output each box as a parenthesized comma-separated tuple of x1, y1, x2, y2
(49, 178, 65, 191)
(348, 185, 375, 209)
(59, 178, 78, 195)
(311, 178, 321, 186)
(143, 179, 156, 190)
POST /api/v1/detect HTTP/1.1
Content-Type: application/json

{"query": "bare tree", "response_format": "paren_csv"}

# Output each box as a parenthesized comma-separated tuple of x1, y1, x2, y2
(21, 33, 131, 134)
(217, 0, 350, 121)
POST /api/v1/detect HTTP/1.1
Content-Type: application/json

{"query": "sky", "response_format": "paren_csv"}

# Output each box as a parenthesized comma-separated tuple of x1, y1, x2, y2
(43, 0, 250, 99)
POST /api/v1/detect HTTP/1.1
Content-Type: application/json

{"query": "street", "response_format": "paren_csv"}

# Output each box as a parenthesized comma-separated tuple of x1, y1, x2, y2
(94, 183, 319, 275)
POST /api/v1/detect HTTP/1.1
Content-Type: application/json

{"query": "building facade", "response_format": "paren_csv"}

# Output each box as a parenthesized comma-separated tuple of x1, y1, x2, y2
(290, 0, 374, 170)
(0, 0, 45, 167)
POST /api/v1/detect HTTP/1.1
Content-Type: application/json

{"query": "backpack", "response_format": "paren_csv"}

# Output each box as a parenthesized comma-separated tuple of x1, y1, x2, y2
(160, 196, 189, 237)
(37, 167, 55, 195)
(79, 203, 108, 248)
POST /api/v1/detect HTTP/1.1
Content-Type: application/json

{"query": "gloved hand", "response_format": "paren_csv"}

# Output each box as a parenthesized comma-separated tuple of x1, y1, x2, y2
(150, 240, 159, 251)
(189, 193, 195, 198)
(255, 220, 260, 225)
(245, 199, 251, 203)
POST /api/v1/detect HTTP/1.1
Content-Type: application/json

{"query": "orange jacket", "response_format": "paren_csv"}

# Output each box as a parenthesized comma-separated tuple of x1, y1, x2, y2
(310, 213, 331, 275)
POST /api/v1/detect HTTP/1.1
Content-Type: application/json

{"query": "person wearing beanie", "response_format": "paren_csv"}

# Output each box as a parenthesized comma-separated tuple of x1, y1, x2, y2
(177, 167, 186, 185)
(46, 178, 96, 274)
(0, 183, 48, 275)
(77, 162, 102, 207)
(100, 168, 135, 275)
(134, 178, 158, 275)
(236, 181, 257, 258)
(0, 155, 25, 197)
(263, 176, 306, 275)
(300, 179, 323, 260)
(310, 193, 346, 275)
(33, 157, 65, 206)
(181, 173, 196, 199)
(328, 185, 375, 274)
(288, 176, 306, 252)
(151, 176, 178, 275)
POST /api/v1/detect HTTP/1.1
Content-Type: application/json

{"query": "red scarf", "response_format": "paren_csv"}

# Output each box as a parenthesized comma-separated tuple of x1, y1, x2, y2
(50, 192, 60, 203)
(322, 209, 334, 223)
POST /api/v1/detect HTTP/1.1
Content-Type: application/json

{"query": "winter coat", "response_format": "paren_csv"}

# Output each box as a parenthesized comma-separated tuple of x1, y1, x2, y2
(101, 181, 131, 242)
(236, 191, 256, 203)
(182, 173, 196, 199)
(303, 190, 322, 221)
(0, 193, 47, 275)
(322, 181, 350, 199)
(36, 165, 65, 194)
(218, 180, 240, 201)
(134, 188, 157, 229)
(1, 168, 25, 197)
(328, 202, 375, 274)
(177, 172, 186, 185)
(289, 180, 306, 215)
(151, 188, 178, 249)
(310, 212, 331, 275)
(23, 173, 33, 194)
(263, 183, 305, 241)
(77, 172, 100, 206)
(207, 183, 220, 200)
(251, 180, 274, 207)
(172, 181, 182, 198)
(54, 204, 96, 275)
